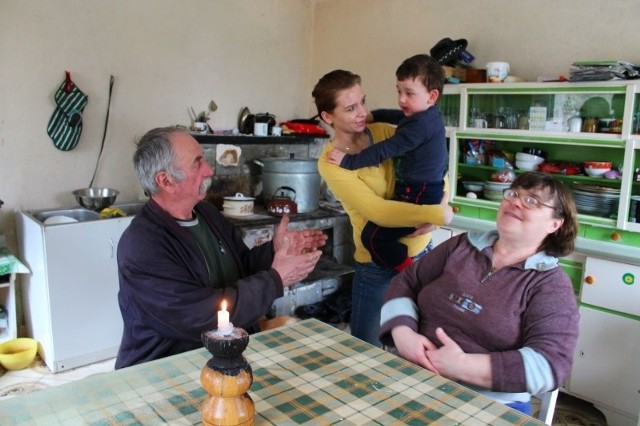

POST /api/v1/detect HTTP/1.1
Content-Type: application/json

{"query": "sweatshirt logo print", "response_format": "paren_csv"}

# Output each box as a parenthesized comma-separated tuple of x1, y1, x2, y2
(449, 292, 482, 314)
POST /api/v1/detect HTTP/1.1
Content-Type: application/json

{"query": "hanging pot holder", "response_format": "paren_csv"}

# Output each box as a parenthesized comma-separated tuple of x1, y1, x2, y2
(47, 71, 88, 151)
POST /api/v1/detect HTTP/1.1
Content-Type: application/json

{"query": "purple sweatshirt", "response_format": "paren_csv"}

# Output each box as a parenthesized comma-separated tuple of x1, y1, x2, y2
(380, 231, 579, 402)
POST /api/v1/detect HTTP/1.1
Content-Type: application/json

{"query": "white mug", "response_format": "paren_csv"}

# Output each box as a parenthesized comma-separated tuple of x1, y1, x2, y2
(254, 122, 268, 136)
(192, 122, 207, 132)
(473, 118, 488, 128)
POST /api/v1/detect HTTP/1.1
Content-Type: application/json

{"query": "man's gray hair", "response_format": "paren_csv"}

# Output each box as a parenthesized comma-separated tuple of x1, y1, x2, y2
(133, 126, 186, 196)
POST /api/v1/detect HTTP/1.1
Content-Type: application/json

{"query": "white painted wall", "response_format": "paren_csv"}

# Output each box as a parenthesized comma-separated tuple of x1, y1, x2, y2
(0, 0, 314, 241)
(2, 0, 640, 246)
(310, 0, 640, 110)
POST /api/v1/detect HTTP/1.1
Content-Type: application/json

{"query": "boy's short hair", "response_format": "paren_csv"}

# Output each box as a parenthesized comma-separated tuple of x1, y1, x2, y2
(396, 54, 444, 97)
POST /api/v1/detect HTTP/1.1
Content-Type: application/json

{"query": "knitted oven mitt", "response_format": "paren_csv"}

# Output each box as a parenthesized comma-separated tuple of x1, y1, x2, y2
(46, 71, 88, 151)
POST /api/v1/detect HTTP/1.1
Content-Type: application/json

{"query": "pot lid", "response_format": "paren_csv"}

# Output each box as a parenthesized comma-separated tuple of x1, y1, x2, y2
(260, 154, 318, 173)
(224, 192, 255, 201)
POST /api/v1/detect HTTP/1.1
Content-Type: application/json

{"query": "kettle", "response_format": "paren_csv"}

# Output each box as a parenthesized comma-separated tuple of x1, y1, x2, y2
(266, 186, 298, 217)
(241, 113, 276, 135)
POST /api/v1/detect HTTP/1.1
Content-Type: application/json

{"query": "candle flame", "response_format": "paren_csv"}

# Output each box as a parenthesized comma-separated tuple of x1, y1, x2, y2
(221, 300, 227, 311)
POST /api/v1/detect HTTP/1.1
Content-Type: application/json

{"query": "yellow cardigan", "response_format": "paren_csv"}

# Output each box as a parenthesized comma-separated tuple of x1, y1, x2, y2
(318, 123, 448, 263)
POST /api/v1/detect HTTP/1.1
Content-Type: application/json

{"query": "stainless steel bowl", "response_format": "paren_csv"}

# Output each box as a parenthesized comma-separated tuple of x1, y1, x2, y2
(72, 187, 119, 211)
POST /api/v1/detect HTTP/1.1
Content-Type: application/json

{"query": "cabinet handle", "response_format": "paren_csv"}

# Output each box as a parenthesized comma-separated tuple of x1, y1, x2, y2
(452, 206, 460, 213)
(610, 232, 621, 241)
(109, 238, 114, 258)
(585, 275, 595, 285)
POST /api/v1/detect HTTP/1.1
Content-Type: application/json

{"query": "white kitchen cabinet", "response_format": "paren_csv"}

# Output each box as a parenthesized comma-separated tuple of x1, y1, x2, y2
(581, 257, 640, 316)
(569, 306, 640, 423)
(17, 210, 134, 373)
(566, 256, 640, 425)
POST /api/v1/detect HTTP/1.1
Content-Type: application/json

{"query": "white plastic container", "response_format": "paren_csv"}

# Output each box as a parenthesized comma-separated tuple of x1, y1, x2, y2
(486, 62, 510, 82)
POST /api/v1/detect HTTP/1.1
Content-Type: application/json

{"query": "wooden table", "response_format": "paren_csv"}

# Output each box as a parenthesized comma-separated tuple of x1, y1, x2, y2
(0, 319, 543, 425)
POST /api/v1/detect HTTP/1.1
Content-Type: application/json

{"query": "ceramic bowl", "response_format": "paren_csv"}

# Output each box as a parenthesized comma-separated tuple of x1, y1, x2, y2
(584, 161, 612, 177)
(0, 338, 38, 370)
(463, 181, 484, 192)
(585, 166, 611, 177)
(515, 152, 544, 164)
(584, 161, 612, 169)
(516, 159, 539, 171)
(484, 181, 511, 201)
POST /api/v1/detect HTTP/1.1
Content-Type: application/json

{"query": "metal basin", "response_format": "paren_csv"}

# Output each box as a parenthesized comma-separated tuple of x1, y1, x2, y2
(30, 202, 145, 226)
(32, 208, 101, 224)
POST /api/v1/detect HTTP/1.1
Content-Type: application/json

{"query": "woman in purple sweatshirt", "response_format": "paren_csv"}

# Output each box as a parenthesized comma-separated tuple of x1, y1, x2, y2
(380, 171, 579, 415)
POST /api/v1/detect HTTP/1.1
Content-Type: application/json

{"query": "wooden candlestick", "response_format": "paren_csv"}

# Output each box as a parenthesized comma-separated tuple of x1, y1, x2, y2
(200, 328, 254, 426)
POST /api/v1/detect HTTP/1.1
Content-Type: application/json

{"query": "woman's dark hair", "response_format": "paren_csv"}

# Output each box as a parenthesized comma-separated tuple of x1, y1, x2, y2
(510, 171, 578, 257)
(396, 54, 444, 102)
(312, 70, 361, 120)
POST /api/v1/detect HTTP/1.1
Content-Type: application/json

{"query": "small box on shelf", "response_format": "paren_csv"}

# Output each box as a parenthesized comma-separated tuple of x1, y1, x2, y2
(529, 107, 547, 131)
(442, 66, 467, 82)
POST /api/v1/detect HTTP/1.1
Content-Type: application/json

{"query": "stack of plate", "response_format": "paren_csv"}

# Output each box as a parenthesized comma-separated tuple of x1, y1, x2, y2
(573, 183, 620, 217)
(484, 181, 511, 201)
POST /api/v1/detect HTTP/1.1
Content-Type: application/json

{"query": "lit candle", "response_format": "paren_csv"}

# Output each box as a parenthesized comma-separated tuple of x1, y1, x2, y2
(217, 300, 233, 335)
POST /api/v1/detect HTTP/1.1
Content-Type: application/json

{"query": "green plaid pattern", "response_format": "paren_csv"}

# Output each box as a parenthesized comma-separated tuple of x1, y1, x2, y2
(0, 319, 543, 425)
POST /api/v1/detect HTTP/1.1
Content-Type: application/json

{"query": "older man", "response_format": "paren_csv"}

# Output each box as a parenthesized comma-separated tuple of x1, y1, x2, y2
(115, 127, 326, 369)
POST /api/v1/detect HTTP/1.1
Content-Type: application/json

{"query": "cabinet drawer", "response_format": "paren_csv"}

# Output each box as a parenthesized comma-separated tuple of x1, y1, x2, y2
(451, 203, 480, 218)
(583, 226, 640, 246)
(581, 257, 640, 316)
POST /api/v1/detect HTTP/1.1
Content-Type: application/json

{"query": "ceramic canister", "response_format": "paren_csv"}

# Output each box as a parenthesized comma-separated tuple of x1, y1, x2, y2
(486, 62, 510, 83)
(222, 193, 255, 217)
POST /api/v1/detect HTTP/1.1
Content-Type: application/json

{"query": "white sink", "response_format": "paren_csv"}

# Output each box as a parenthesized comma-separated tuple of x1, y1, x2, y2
(28, 202, 145, 225)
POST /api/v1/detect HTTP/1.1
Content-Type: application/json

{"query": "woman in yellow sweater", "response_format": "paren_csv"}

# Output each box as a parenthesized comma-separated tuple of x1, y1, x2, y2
(313, 70, 453, 346)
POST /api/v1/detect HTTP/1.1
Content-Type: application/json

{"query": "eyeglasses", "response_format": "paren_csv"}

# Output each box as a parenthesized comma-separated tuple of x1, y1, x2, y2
(502, 189, 556, 210)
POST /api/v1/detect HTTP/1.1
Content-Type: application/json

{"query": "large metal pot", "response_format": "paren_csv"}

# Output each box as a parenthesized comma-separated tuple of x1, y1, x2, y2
(256, 154, 320, 213)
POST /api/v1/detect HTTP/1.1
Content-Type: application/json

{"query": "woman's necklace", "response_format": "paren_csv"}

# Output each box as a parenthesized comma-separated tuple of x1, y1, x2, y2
(332, 132, 369, 154)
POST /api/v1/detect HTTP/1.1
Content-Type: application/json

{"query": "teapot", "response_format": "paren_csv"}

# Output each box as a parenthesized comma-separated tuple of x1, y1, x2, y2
(266, 186, 298, 217)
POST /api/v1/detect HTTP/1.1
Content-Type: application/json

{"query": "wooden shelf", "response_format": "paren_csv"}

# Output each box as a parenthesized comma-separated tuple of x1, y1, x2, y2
(193, 134, 329, 145)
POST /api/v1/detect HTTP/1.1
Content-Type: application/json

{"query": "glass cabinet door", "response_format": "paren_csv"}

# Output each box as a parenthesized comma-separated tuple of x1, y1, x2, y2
(632, 91, 640, 136)
(443, 82, 640, 249)
(618, 139, 640, 232)
(463, 85, 627, 135)
(440, 91, 461, 128)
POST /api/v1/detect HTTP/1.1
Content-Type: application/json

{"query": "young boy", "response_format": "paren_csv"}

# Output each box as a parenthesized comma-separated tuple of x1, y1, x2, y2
(327, 54, 448, 272)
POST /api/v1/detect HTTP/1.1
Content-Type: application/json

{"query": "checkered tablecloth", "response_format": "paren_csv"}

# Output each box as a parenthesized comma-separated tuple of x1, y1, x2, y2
(0, 319, 543, 425)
